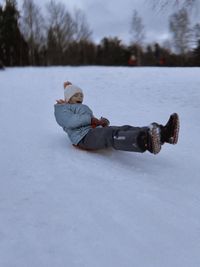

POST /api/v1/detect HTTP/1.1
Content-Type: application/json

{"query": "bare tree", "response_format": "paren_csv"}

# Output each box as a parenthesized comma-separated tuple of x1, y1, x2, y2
(46, 0, 75, 57)
(169, 8, 191, 54)
(130, 10, 145, 45)
(193, 23, 200, 46)
(130, 9, 145, 65)
(152, 0, 198, 10)
(20, 0, 45, 65)
(162, 39, 172, 51)
(73, 8, 92, 42)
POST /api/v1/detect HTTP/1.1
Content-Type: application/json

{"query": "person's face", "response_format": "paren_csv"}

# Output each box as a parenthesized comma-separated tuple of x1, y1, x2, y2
(68, 92, 84, 104)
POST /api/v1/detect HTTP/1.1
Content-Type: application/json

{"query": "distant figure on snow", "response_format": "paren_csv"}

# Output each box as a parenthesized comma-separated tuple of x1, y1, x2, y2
(54, 82, 180, 155)
(128, 54, 137, 66)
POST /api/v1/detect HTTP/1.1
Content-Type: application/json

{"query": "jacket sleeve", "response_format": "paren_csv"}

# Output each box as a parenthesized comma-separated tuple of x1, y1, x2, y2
(54, 104, 92, 129)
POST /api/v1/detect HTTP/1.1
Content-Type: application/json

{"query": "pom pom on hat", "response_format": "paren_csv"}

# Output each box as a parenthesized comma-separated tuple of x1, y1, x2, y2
(63, 81, 83, 102)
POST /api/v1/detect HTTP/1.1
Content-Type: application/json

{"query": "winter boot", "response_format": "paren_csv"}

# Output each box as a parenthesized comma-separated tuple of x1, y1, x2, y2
(140, 124, 161, 154)
(161, 113, 180, 144)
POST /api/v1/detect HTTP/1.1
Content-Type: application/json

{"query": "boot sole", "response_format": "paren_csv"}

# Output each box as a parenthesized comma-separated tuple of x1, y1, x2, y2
(169, 113, 180, 144)
(149, 125, 161, 154)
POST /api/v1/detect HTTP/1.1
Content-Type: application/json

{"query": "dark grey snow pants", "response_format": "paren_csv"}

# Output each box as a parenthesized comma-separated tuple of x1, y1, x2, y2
(78, 125, 148, 152)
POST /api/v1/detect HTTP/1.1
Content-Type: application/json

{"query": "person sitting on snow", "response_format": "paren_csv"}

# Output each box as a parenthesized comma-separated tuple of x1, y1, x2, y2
(54, 81, 180, 155)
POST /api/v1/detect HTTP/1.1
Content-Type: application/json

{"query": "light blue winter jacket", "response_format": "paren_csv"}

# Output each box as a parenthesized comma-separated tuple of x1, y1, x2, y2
(54, 103, 93, 145)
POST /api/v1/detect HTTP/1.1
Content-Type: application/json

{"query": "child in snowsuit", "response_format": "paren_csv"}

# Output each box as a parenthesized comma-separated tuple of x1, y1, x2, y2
(54, 82, 180, 155)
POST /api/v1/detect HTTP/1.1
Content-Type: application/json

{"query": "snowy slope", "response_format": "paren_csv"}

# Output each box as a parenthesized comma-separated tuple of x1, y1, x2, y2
(0, 66, 200, 267)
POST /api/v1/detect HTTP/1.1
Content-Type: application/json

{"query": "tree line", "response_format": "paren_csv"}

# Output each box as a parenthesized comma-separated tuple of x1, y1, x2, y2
(0, 0, 200, 68)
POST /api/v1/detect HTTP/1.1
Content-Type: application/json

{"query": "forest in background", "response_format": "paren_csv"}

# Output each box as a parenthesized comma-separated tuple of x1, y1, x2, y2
(0, 0, 200, 68)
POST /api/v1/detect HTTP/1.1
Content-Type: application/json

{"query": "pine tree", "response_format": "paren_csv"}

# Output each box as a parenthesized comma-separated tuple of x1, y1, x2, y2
(193, 40, 200, 66)
(0, 5, 4, 66)
(1, 0, 28, 66)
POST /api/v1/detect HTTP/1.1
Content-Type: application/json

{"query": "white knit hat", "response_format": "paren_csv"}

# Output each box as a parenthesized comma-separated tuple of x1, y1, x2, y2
(64, 83, 83, 102)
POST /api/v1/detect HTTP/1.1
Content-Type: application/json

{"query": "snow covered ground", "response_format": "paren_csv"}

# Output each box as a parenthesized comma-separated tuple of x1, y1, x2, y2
(0, 66, 200, 267)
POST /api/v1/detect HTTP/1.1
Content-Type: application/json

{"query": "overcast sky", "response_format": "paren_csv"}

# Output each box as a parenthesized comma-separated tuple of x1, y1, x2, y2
(1, 0, 200, 45)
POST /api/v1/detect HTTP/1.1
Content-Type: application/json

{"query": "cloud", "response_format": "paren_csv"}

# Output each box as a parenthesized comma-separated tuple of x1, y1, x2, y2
(2, 0, 199, 45)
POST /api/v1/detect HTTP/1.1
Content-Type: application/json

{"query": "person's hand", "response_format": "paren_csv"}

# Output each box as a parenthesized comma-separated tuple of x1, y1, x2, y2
(56, 99, 66, 104)
(91, 117, 101, 128)
(91, 117, 110, 128)
(99, 117, 110, 127)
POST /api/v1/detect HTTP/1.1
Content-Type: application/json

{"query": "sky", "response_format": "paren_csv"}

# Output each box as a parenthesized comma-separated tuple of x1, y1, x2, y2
(1, 0, 200, 45)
